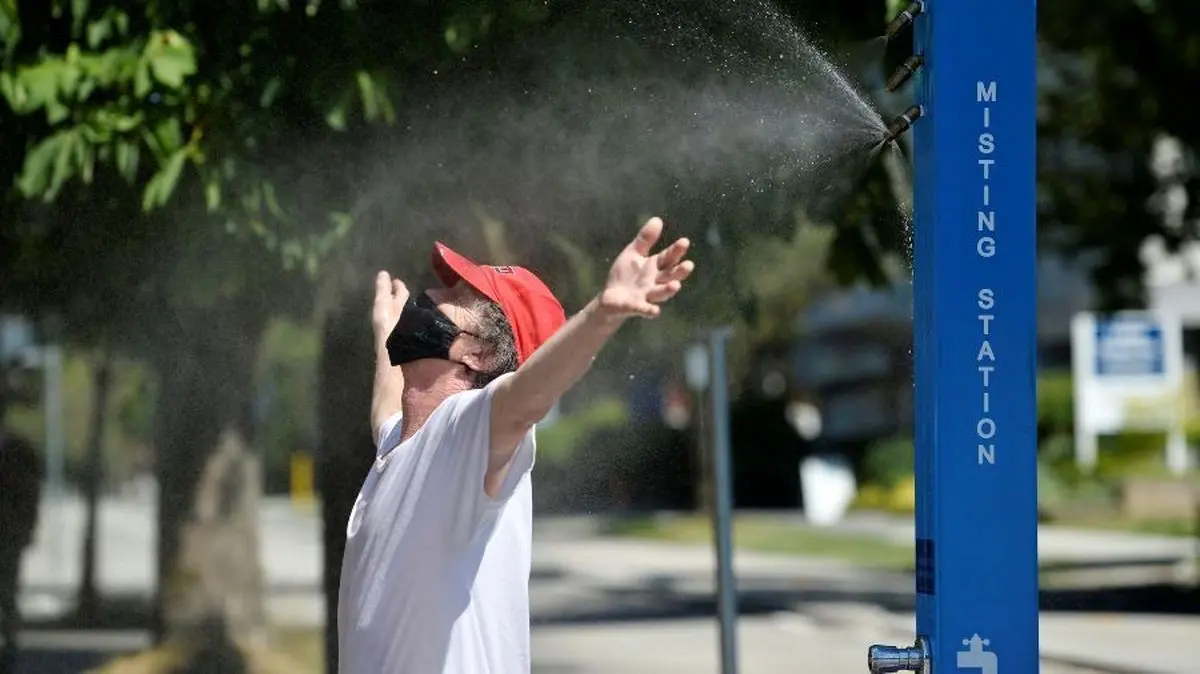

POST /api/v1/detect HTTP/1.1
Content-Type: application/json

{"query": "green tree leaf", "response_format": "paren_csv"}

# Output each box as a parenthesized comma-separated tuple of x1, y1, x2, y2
(142, 30, 196, 89)
(17, 129, 84, 200)
(114, 138, 140, 181)
(141, 148, 189, 211)
(0, 0, 21, 58)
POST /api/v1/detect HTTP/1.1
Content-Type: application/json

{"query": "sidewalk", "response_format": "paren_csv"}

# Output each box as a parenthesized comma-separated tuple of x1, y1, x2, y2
(18, 493, 326, 628)
(532, 536, 1199, 673)
(534, 614, 1116, 674)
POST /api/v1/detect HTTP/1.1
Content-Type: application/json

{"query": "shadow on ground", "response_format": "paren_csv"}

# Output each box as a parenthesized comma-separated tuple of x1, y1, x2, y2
(6, 595, 150, 673)
(1042, 583, 1200, 613)
(20, 593, 153, 632)
(530, 565, 1200, 627)
(15, 647, 117, 674)
(10, 563, 1197, 671)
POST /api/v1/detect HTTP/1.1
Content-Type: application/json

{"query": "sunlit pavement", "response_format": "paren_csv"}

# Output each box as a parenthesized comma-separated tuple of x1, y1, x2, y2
(532, 614, 1196, 673)
(528, 535, 1199, 674)
(19, 491, 324, 626)
(22, 495, 1195, 606)
(14, 495, 1200, 673)
(531, 618, 1115, 674)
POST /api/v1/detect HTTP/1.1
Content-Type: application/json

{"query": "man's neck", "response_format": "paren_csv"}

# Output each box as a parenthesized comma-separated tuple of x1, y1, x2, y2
(399, 380, 468, 442)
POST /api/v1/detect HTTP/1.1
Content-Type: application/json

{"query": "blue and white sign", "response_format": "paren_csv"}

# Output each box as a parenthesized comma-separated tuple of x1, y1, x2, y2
(0, 314, 37, 365)
(1072, 311, 1188, 474)
(1094, 317, 1166, 377)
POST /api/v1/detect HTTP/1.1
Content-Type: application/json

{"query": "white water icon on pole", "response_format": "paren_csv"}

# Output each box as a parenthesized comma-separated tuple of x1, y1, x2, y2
(956, 635, 998, 674)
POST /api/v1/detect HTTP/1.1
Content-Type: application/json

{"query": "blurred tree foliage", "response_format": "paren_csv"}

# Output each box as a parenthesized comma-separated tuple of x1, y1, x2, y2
(0, 0, 549, 270)
(1036, 0, 1200, 307)
(0, 0, 552, 659)
(6, 2, 1194, 325)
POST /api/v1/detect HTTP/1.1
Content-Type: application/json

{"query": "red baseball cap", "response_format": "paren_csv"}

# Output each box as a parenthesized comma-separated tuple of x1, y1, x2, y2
(432, 242, 567, 365)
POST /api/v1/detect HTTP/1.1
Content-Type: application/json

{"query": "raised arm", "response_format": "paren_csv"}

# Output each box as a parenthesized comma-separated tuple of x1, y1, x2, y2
(371, 271, 408, 446)
(486, 217, 695, 496)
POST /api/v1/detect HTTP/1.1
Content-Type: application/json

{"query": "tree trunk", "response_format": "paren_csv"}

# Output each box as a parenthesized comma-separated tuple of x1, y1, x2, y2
(316, 295, 374, 674)
(152, 308, 268, 656)
(76, 351, 113, 623)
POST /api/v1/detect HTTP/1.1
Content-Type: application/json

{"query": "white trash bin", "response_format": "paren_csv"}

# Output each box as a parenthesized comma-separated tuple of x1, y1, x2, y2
(799, 453, 857, 527)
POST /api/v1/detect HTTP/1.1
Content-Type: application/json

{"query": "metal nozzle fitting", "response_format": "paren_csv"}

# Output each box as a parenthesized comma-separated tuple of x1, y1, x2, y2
(867, 636, 931, 674)
(882, 105, 924, 144)
(884, 1, 925, 41)
(886, 54, 924, 92)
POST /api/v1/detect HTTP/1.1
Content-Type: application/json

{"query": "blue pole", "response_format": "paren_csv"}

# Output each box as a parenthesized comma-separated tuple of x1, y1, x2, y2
(911, 1, 1040, 672)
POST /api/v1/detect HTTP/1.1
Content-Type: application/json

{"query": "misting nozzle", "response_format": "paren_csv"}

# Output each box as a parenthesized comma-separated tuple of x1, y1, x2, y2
(885, 54, 924, 92)
(884, 1, 925, 42)
(882, 105, 923, 144)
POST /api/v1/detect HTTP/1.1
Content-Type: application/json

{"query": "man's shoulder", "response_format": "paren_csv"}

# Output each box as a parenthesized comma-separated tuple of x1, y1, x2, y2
(438, 375, 513, 420)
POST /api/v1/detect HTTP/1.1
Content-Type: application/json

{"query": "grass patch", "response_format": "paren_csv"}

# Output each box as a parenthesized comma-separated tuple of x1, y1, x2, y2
(600, 511, 1199, 583)
(1056, 516, 1198, 538)
(269, 628, 323, 674)
(601, 514, 915, 571)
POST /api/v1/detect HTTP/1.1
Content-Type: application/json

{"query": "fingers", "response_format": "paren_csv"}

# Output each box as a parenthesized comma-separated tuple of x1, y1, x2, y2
(655, 237, 690, 270)
(628, 217, 663, 256)
(376, 272, 409, 297)
(645, 280, 683, 304)
(657, 259, 695, 284)
(632, 302, 661, 319)
(599, 287, 661, 319)
(375, 271, 392, 299)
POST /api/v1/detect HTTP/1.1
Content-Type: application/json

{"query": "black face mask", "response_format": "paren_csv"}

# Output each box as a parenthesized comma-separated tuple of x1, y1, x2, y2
(386, 293, 466, 367)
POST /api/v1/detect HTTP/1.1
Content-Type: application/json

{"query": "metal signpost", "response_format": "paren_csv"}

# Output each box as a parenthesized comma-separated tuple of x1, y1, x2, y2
(684, 332, 740, 674)
(1, 314, 69, 582)
(708, 328, 739, 674)
(869, 1, 1040, 672)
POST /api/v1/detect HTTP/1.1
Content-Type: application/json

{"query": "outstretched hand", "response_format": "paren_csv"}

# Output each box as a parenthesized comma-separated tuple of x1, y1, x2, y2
(372, 271, 409, 347)
(598, 217, 695, 319)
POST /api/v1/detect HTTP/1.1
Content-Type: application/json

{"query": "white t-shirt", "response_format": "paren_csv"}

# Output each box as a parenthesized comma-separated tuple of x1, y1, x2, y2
(337, 374, 537, 674)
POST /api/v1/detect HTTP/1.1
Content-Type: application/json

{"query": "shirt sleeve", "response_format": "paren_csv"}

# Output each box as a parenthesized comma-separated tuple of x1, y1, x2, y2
(434, 373, 536, 542)
(377, 411, 404, 454)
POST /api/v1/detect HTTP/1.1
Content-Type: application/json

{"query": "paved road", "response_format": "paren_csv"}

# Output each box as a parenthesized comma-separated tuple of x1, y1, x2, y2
(19, 492, 324, 626)
(532, 618, 1109, 674)
(11, 495, 1198, 673)
(528, 528, 1200, 674)
(23, 492, 322, 591)
(20, 495, 1196, 604)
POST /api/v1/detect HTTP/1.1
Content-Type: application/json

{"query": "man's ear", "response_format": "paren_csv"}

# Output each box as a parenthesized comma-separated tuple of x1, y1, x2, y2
(459, 339, 490, 373)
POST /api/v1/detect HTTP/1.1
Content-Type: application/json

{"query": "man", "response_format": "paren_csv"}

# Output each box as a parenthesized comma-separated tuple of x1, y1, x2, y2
(337, 216, 694, 673)
(0, 378, 43, 674)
